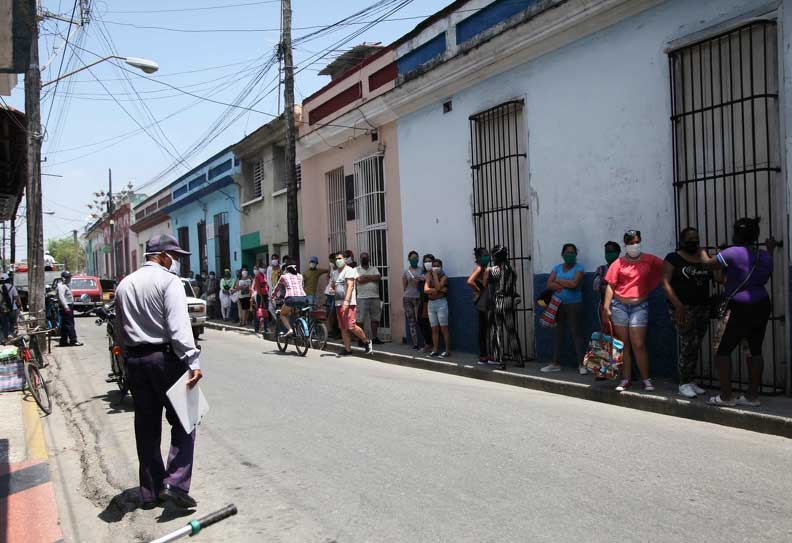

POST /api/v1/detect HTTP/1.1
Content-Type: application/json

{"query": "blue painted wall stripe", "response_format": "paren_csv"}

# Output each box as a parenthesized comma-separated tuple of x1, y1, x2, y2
(456, 0, 538, 45)
(397, 33, 447, 75)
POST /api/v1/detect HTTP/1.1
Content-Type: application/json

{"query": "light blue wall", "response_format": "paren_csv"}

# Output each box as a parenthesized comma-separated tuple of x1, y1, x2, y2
(163, 148, 242, 275)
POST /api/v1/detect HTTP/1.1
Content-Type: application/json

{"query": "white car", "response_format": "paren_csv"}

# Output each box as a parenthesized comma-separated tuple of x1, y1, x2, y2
(181, 278, 207, 338)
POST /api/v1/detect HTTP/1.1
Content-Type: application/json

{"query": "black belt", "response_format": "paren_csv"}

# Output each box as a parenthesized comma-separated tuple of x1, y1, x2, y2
(125, 343, 171, 356)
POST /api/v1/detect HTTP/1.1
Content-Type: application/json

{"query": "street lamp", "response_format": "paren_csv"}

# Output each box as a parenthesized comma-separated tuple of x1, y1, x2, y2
(42, 55, 160, 87)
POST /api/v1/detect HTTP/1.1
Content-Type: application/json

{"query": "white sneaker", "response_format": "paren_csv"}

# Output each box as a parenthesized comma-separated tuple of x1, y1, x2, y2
(540, 363, 562, 373)
(615, 379, 631, 392)
(678, 383, 697, 399)
(735, 395, 761, 407)
(578, 365, 589, 375)
(689, 383, 706, 395)
(643, 379, 655, 392)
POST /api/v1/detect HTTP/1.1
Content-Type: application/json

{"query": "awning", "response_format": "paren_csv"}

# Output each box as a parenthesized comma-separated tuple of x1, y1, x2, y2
(0, 104, 26, 220)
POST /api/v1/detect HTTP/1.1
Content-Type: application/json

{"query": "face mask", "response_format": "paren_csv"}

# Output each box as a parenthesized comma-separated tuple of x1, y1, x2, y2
(681, 241, 699, 254)
(167, 254, 181, 276)
(253, 268, 259, 274)
(241, 271, 248, 278)
(479, 256, 490, 267)
(310, 263, 317, 269)
(335, 259, 345, 269)
(605, 251, 620, 265)
(424, 262, 433, 271)
(345, 257, 353, 265)
(409, 258, 419, 268)
(271, 259, 279, 266)
(361, 258, 370, 266)
(432, 266, 442, 274)
(562, 254, 577, 265)
(625, 243, 642, 258)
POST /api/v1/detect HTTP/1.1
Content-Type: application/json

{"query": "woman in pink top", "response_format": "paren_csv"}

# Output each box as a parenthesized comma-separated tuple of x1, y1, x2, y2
(602, 230, 664, 392)
(273, 264, 307, 337)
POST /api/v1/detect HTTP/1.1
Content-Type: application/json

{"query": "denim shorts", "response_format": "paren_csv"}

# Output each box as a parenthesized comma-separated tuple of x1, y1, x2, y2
(611, 299, 649, 328)
(428, 298, 449, 327)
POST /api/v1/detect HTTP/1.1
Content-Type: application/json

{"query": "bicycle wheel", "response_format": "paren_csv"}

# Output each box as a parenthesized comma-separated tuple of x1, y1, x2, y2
(25, 363, 52, 415)
(274, 321, 288, 352)
(293, 318, 309, 357)
(30, 337, 47, 369)
(309, 321, 328, 351)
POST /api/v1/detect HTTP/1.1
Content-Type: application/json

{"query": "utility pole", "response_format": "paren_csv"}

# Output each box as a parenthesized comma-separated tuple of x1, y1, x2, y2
(10, 216, 16, 267)
(107, 168, 115, 279)
(24, 12, 44, 326)
(73, 229, 79, 273)
(281, 0, 300, 266)
(2, 221, 6, 271)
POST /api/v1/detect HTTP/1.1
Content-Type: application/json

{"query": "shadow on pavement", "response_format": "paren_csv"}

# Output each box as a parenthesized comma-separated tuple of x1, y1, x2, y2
(87, 390, 134, 414)
(97, 487, 145, 523)
(157, 504, 196, 523)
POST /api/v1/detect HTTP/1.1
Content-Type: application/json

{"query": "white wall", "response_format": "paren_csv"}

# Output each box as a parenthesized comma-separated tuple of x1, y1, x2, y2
(398, 0, 786, 277)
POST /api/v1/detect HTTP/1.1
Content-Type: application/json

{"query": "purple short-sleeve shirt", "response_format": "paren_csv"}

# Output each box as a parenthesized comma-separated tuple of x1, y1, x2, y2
(716, 246, 773, 304)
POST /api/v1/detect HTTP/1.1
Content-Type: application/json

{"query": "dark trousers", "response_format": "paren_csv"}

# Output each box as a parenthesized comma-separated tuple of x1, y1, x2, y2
(477, 309, 489, 358)
(553, 302, 585, 365)
(125, 349, 196, 502)
(59, 306, 77, 345)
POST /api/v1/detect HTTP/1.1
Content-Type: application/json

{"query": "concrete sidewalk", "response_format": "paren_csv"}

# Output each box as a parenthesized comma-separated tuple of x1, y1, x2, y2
(205, 319, 792, 439)
(0, 385, 64, 543)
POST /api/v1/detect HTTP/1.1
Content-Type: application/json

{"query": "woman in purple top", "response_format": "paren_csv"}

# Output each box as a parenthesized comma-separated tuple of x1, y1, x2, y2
(707, 218, 777, 407)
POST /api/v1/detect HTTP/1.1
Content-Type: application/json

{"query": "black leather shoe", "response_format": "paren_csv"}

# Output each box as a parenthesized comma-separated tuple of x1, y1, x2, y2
(158, 484, 197, 509)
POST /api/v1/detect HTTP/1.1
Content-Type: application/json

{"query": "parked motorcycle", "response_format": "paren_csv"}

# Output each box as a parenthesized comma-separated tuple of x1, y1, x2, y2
(94, 300, 127, 396)
(44, 289, 60, 334)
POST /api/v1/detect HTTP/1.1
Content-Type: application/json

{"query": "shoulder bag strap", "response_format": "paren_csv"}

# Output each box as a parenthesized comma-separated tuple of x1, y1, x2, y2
(725, 249, 761, 302)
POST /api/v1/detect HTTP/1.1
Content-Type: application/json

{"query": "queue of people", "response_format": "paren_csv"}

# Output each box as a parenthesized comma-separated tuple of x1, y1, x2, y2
(534, 217, 775, 405)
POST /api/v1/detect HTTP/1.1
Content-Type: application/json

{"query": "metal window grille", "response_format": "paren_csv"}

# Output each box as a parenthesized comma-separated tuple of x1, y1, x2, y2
(252, 160, 263, 199)
(296, 163, 302, 188)
(469, 100, 533, 361)
(669, 20, 787, 394)
(354, 154, 390, 339)
(326, 167, 347, 254)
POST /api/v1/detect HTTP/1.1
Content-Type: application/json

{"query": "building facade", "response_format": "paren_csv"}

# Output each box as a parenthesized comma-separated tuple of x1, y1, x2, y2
(380, 0, 790, 391)
(84, 193, 145, 279)
(298, 45, 406, 342)
(162, 148, 242, 277)
(130, 187, 173, 269)
(232, 115, 304, 271)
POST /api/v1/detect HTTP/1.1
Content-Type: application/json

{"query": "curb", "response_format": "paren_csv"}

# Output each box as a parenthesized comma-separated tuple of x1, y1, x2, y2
(22, 394, 48, 461)
(204, 321, 792, 439)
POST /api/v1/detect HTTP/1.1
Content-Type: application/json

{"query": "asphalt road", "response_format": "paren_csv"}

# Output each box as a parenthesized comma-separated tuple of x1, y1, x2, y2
(43, 318, 792, 542)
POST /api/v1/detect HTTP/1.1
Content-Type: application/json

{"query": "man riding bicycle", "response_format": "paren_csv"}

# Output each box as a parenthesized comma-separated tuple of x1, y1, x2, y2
(272, 264, 308, 338)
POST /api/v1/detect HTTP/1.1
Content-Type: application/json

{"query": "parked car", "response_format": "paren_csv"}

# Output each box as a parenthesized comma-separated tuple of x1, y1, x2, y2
(182, 278, 207, 338)
(100, 279, 117, 302)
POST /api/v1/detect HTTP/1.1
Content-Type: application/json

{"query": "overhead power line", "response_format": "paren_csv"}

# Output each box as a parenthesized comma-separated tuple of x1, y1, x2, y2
(103, 0, 281, 14)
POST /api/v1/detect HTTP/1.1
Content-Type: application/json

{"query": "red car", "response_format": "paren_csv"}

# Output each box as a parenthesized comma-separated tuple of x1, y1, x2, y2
(54, 275, 103, 312)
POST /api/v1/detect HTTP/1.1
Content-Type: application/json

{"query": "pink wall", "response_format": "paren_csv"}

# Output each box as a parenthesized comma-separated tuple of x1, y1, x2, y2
(300, 122, 405, 342)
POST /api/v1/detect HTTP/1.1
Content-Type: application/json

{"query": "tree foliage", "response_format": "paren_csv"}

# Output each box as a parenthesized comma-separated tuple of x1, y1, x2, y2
(47, 235, 86, 273)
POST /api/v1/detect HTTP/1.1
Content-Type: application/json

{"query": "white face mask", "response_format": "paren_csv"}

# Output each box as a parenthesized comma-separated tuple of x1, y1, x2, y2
(271, 259, 279, 266)
(345, 257, 353, 265)
(253, 268, 259, 274)
(424, 262, 433, 271)
(335, 259, 345, 269)
(625, 243, 642, 258)
(309, 263, 317, 269)
(241, 271, 248, 278)
(166, 254, 181, 276)
(432, 267, 441, 273)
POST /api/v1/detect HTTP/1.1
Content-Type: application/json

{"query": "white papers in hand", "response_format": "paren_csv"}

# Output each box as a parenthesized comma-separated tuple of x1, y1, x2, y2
(166, 371, 209, 434)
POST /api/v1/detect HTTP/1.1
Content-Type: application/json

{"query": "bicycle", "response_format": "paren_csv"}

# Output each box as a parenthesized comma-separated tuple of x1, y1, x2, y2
(273, 304, 311, 356)
(306, 306, 328, 351)
(8, 330, 52, 415)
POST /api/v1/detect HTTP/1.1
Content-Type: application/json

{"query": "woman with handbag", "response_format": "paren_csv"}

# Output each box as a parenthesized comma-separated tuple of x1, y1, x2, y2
(662, 227, 713, 398)
(603, 230, 664, 392)
(467, 247, 494, 365)
(541, 243, 586, 374)
(706, 218, 775, 407)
